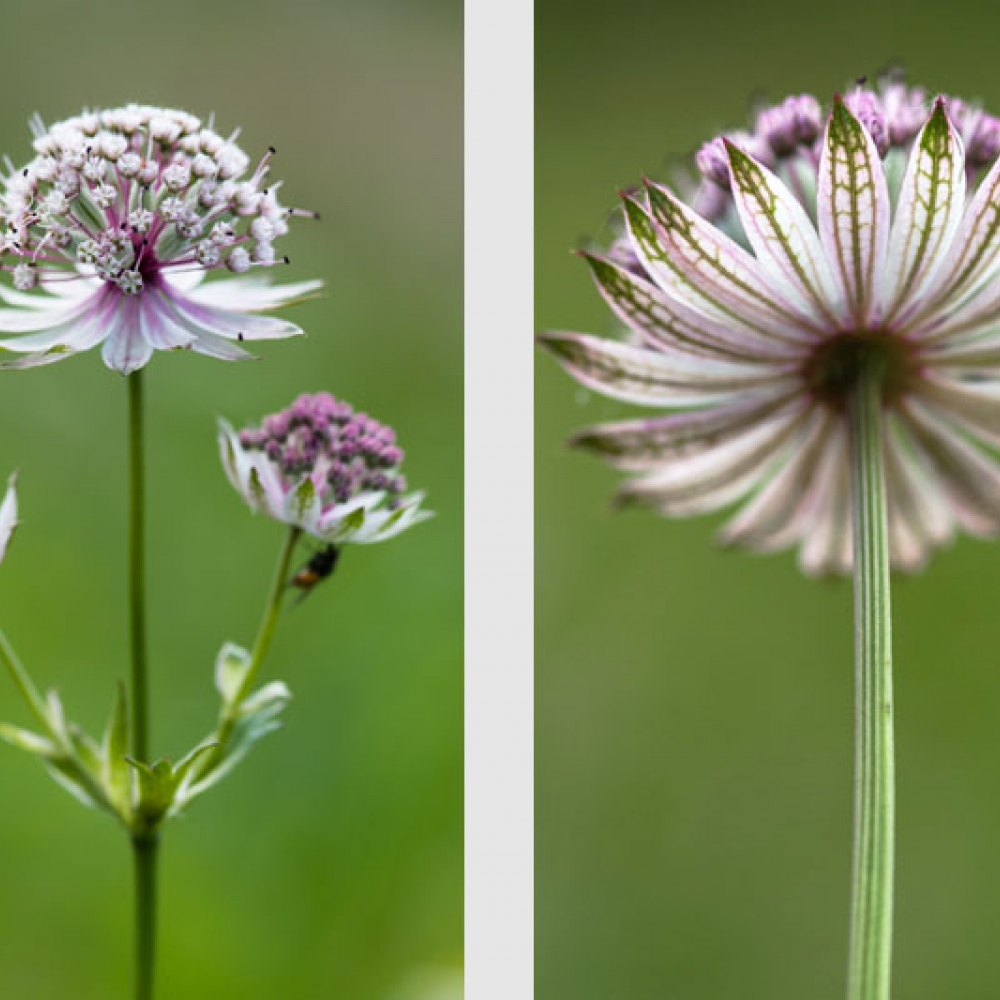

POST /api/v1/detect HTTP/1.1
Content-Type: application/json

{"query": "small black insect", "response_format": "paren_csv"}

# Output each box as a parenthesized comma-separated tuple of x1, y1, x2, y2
(290, 543, 340, 595)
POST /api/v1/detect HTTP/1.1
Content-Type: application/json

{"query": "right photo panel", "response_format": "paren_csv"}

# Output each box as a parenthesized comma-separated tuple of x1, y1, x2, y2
(536, 2, 1000, 999)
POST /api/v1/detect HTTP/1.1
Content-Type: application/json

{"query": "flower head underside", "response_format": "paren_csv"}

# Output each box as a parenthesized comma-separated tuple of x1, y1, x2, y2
(542, 79, 1000, 573)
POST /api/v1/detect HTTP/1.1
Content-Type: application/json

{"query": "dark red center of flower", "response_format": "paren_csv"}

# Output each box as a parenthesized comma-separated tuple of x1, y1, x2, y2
(803, 332, 918, 409)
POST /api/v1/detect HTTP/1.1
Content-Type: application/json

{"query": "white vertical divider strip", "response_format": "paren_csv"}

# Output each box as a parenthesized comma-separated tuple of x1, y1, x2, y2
(464, 0, 534, 997)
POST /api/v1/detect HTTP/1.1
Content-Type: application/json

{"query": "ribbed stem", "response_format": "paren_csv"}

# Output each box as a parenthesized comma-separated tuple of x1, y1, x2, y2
(846, 357, 894, 1000)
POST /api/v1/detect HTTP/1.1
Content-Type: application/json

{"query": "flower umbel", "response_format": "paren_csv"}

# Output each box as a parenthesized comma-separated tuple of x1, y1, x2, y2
(220, 392, 431, 543)
(542, 79, 1000, 573)
(0, 105, 320, 373)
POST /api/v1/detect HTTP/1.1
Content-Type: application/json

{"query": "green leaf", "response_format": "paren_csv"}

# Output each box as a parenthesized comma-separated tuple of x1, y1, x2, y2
(102, 682, 132, 817)
(178, 682, 293, 806)
(125, 757, 174, 826)
(42, 759, 101, 809)
(0, 723, 57, 757)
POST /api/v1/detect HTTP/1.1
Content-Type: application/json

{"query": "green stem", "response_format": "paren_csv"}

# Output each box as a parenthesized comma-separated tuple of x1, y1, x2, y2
(127, 371, 157, 999)
(198, 526, 301, 776)
(232, 526, 302, 707)
(128, 370, 149, 763)
(846, 357, 894, 1000)
(132, 833, 158, 1000)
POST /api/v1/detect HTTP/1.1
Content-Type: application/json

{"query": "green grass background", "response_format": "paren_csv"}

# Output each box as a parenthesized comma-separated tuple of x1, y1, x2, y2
(0, 1, 461, 997)
(536, 2, 1000, 998)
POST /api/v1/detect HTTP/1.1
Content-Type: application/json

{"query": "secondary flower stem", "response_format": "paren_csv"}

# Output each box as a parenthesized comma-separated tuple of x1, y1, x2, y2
(233, 525, 302, 707)
(846, 356, 894, 1000)
(195, 525, 301, 780)
(128, 370, 150, 763)
(132, 832, 158, 1000)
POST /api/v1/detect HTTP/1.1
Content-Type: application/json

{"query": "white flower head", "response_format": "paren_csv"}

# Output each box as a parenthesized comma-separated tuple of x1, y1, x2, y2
(0, 105, 322, 374)
(543, 79, 1000, 574)
(219, 392, 432, 545)
(0, 471, 18, 565)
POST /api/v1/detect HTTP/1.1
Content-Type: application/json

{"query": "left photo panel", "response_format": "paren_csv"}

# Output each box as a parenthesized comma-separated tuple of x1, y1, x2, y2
(0, 2, 463, 998)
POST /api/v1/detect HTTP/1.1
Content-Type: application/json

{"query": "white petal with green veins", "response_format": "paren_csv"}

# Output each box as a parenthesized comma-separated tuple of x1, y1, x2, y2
(725, 142, 842, 327)
(539, 331, 792, 407)
(583, 252, 793, 361)
(627, 187, 814, 344)
(881, 100, 965, 319)
(817, 98, 890, 324)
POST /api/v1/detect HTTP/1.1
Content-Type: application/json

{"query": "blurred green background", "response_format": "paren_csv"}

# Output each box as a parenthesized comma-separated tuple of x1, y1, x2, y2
(537, 2, 1000, 998)
(0, 1, 461, 998)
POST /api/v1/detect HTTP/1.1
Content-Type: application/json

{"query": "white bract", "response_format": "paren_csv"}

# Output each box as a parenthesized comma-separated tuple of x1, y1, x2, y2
(0, 472, 16, 565)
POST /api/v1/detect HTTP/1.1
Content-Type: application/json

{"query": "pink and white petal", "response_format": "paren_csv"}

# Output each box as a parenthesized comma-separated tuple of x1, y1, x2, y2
(881, 100, 965, 321)
(160, 269, 205, 294)
(282, 477, 323, 533)
(724, 142, 843, 326)
(916, 146, 1000, 317)
(218, 422, 250, 499)
(625, 187, 815, 344)
(583, 252, 796, 362)
(884, 417, 954, 564)
(188, 331, 258, 361)
(0, 304, 85, 340)
(539, 331, 794, 407)
(0, 471, 18, 565)
(570, 388, 799, 472)
(798, 438, 852, 576)
(912, 373, 1000, 446)
(0, 278, 97, 310)
(0, 345, 83, 369)
(187, 277, 322, 312)
(315, 492, 384, 539)
(101, 296, 153, 374)
(0, 285, 119, 353)
(355, 501, 433, 544)
(898, 398, 1000, 535)
(166, 292, 304, 341)
(140, 291, 197, 351)
(719, 409, 835, 551)
(616, 406, 802, 515)
(817, 97, 891, 325)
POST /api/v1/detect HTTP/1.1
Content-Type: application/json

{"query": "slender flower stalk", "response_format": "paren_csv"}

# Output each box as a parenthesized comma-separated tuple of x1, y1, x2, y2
(848, 356, 894, 1000)
(126, 368, 155, 998)
(541, 76, 1000, 998)
(198, 525, 301, 778)
(128, 371, 149, 762)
